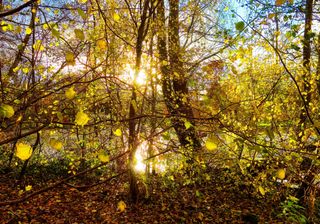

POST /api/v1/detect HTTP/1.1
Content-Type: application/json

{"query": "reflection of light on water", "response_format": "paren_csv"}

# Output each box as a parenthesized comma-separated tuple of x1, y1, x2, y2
(134, 141, 166, 173)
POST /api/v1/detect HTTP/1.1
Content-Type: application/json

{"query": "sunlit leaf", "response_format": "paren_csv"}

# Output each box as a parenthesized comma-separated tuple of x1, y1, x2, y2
(78, 0, 87, 3)
(43, 23, 49, 30)
(25, 185, 32, 191)
(276, 169, 286, 180)
(97, 39, 107, 51)
(113, 13, 120, 22)
(0, 104, 15, 118)
(98, 151, 109, 162)
(205, 139, 217, 151)
(65, 87, 76, 99)
(117, 200, 126, 212)
(25, 27, 32, 35)
(75, 111, 89, 126)
(74, 29, 85, 40)
(16, 143, 33, 161)
(258, 186, 265, 196)
(113, 129, 122, 137)
(33, 40, 44, 51)
(184, 120, 192, 130)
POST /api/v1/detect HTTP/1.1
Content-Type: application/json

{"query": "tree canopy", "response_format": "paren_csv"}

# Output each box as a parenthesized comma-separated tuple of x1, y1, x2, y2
(0, 0, 320, 223)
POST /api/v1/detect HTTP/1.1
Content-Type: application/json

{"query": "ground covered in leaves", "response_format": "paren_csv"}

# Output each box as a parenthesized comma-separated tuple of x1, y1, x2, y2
(0, 167, 313, 224)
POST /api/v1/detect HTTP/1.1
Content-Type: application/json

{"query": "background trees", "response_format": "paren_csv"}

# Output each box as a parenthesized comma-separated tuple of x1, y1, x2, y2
(0, 0, 320, 222)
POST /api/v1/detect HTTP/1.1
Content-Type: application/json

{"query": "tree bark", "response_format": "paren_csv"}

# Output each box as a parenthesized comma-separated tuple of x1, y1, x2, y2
(157, 0, 201, 152)
(128, 0, 150, 202)
(296, 0, 317, 218)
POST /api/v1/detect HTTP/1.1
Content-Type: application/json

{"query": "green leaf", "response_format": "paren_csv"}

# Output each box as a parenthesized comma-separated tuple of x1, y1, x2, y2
(235, 21, 245, 31)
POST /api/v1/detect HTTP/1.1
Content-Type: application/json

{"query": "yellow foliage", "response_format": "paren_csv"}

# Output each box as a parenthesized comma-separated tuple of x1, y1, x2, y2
(275, 0, 286, 6)
(97, 39, 107, 51)
(65, 51, 75, 65)
(49, 139, 63, 150)
(78, 0, 87, 3)
(25, 27, 32, 35)
(16, 143, 33, 161)
(113, 13, 120, 22)
(276, 169, 286, 180)
(25, 185, 32, 191)
(98, 151, 109, 162)
(0, 104, 15, 118)
(117, 200, 126, 212)
(74, 29, 85, 40)
(258, 186, 265, 196)
(65, 87, 76, 99)
(113, 129, 122, 137)
(75, 111, 89, 126)
(205, 139, 217, 151)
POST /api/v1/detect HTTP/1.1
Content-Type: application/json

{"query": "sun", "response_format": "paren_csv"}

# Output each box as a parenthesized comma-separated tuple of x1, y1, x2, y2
(122, 65, 147, 85)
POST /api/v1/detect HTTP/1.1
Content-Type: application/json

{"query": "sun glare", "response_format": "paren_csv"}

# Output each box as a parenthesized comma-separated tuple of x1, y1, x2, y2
(123, 65, 147, 85)
(134, 141, 147, 173)
(134, 141, 167, 173)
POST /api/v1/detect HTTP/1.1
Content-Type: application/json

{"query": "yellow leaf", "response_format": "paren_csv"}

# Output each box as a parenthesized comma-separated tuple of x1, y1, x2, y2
(113, 129, 122, 137)
(184, 120, 192, 130)
(75, 111, 89, 126)
(275, 0, 286, 6)
(78, 0, 87, 3)
(15, 26, 22, 33)
(65, 87, 76, 99)
(97, 39, 107, 51)
(25, 185, 32, 191)
(277, 168, 286, 180)
(25, 27, 32, 35)
(65, 51, 75, 65)
(258, 186, 265, 196)
(16, 143, 33, 161)
(74, 29, 85, 40)
(33, 40, 44, 51)
(0, 104, 15, 118)
(117, 200, 126, 212)
(113, 13, 120, 22)
(205, 139, 217, 151)
(49, 139, 63, 150)
(43, 23, 49, 30)
(98, 152, 109, 162)
(22, 67, 29, 74)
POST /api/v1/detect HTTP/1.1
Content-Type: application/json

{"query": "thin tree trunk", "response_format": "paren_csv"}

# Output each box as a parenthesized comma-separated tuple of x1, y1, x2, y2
(128, 0, 150, 202)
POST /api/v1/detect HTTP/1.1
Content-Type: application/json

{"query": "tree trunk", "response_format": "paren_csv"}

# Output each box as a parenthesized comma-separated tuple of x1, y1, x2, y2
(296, 0, 317, 218)
(128, 0, 150, 202)
(157, 0, 201, 152)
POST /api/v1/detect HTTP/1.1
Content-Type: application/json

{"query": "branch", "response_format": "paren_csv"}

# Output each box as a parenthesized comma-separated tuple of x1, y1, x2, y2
(0, 0, 36, 18)
(0, 124, 47, 146)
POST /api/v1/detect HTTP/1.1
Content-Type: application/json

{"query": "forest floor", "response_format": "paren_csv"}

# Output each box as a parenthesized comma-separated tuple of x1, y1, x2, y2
(0, 168, 315, 224)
